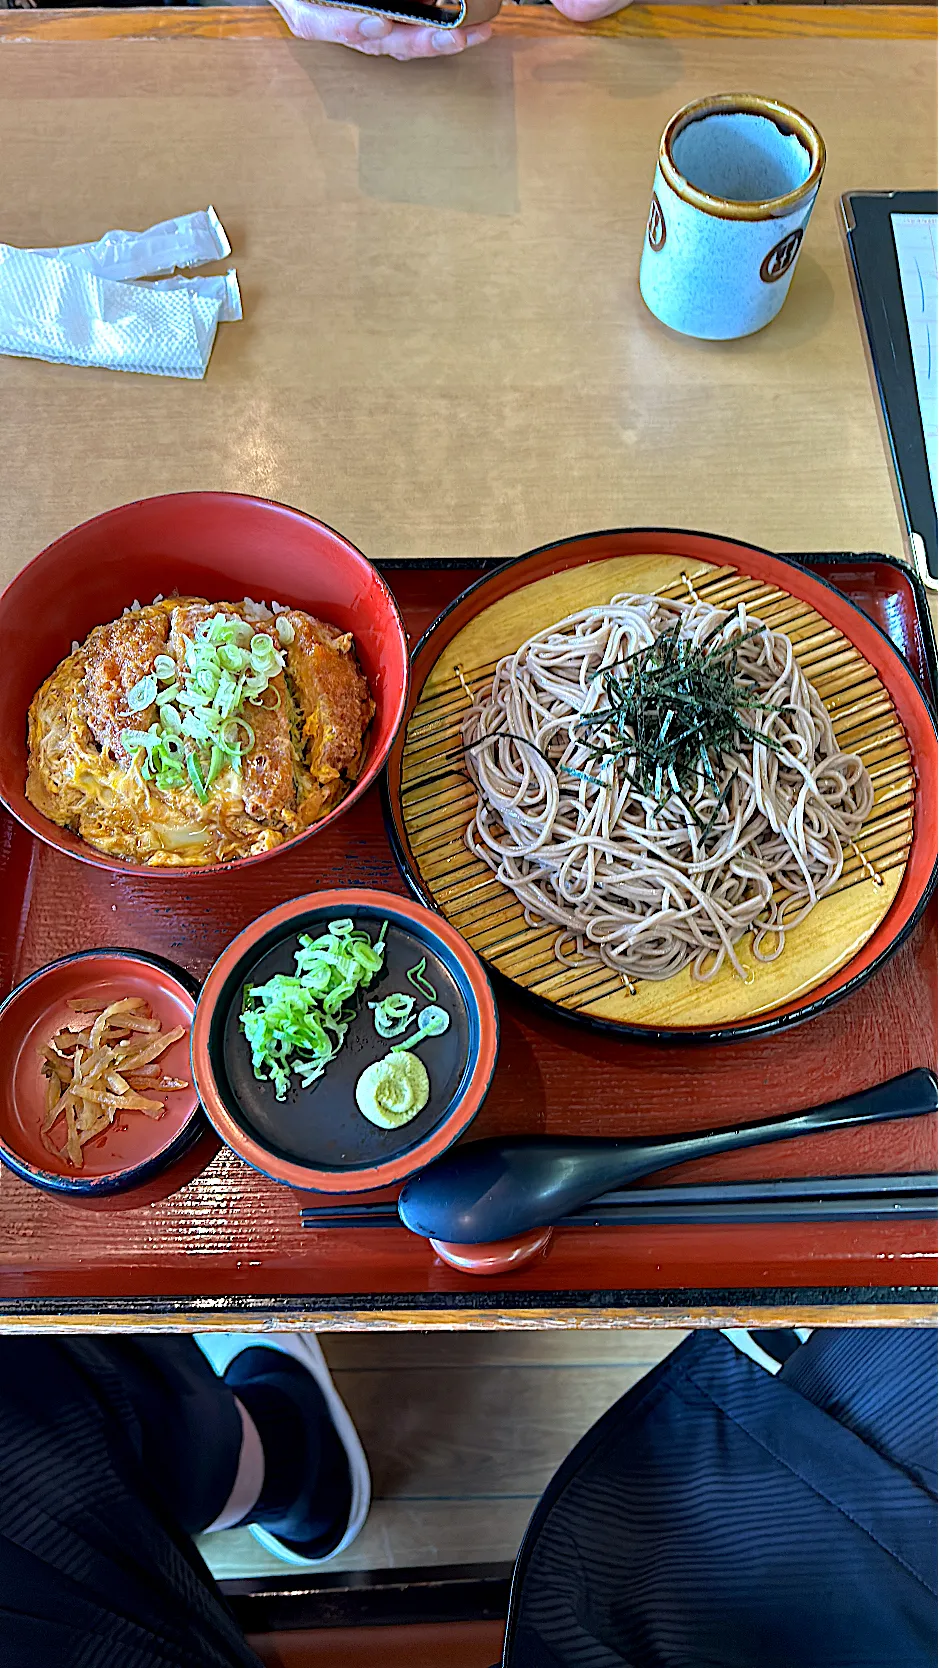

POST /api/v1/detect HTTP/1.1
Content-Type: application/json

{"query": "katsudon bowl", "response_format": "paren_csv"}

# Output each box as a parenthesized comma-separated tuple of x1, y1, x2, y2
(0, 494, 409, 876)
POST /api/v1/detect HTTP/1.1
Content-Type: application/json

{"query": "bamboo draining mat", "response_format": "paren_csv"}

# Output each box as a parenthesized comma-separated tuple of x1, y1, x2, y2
(399, 555, 914, 1029)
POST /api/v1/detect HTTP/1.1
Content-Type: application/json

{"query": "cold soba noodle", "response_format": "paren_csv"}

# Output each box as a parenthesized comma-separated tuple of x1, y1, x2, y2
(462, 594, 874, 984)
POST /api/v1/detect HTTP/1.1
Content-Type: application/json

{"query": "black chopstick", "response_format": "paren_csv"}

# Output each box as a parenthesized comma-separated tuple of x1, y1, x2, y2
(559, 1196, 936, 1227)
(580, 1172, 937, 1206)
(299, 1172, 938, 1231)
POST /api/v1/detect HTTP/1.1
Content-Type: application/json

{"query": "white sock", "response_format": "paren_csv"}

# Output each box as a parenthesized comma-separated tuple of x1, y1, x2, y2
(202, 1398, 265, 1533)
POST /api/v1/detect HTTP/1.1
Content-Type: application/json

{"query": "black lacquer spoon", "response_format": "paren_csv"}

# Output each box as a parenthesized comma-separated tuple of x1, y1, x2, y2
(397, 1069, 937, 1244)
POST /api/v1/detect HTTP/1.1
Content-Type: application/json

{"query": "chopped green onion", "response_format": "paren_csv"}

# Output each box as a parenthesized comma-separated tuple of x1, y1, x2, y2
(276, 616, 295, 647)
(390, 1004, 451, 1052)
(141, 609, 286, 800)
(182, 711, 210, 742)
(406, 957, 438, 1002)
(221, 717, 254, 754)
(120, 728, 152, 755)
(240, 920, 389, 1100)
(218, 643, 248, 673)
(198, 613, 253, 648)
(205, 744, 225, 791)
(369, 992, 417, 1038)
(187, 751, 208, 803)
(248, 686, 281, 711)
(126, 674, 157, 712)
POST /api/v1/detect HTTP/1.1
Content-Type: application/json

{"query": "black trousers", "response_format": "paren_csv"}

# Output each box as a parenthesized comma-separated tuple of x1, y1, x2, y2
(506, 1327, 937, 1668)
(0, 1336, 261, 1668)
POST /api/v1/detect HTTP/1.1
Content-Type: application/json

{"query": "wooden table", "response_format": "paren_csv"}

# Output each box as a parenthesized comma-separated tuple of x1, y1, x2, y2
(0, 6, 935, 1330)
(0, 4, 935, 577)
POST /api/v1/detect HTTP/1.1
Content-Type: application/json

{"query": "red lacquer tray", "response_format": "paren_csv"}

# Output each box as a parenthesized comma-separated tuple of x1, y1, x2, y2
(0, 554, 936, 1325)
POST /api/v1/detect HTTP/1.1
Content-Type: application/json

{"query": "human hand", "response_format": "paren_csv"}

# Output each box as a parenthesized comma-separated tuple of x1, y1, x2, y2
(271, 0, 493, 57)
(549, 0, 634, 17)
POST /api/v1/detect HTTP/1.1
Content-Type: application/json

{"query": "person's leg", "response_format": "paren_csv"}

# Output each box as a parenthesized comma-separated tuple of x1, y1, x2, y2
(503, 1328, 937, 1668)
(0, 1333, 369, 1668)
(0, 1335, 261, 1668)
(779, 1325, 937, 1494)
(200, 1334, 365, 1561)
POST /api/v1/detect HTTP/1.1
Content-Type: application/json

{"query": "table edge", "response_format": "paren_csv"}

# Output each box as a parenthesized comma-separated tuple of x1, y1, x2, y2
(1, 1295, 936, 1331)
(0, 5, 933, 43)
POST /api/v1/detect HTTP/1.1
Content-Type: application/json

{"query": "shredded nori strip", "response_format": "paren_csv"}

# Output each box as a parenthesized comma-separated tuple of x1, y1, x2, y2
(576, 621, 784, 833)
(461, 618, 785, 842)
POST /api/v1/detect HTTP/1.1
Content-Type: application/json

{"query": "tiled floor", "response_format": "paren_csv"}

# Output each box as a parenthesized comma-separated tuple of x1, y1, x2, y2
(200, 1328, 686, 1580)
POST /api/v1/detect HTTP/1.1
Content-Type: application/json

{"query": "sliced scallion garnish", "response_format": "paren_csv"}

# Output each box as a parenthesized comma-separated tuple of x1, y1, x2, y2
(240, 920, 389, 1100)
(126, 674, 157, 712)
(390, 1004, 451, 1052)
(406, 957, 438, 1002)
(369, 992, 417, 1038)
(119, 608, 287, 801)
(186, 751, 208, 802)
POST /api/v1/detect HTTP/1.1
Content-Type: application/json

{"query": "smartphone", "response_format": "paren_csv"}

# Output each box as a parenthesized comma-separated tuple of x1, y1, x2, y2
(316, 0, 500, 25)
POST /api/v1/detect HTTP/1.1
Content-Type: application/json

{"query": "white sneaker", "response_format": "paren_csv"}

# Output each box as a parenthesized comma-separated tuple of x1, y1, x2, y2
(195, 1331, 371, 1566)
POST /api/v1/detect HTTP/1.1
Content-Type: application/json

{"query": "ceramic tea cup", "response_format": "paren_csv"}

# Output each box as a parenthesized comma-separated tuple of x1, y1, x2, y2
(639, 94, 826, 340)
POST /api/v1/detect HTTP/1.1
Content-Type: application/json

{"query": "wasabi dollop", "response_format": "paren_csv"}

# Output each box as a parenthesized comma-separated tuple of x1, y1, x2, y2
(355, 1051, 430, 1129)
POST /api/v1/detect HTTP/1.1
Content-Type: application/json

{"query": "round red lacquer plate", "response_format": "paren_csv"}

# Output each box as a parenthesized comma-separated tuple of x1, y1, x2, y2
(385, 528, 937, 1043)
(0, 949, 201, 1194)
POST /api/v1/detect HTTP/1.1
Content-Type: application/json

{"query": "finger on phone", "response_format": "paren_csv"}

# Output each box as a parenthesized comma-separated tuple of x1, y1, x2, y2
(271, 0, 491, 55)
(549, 0, 632, 17)
(270, 0, 385, 43)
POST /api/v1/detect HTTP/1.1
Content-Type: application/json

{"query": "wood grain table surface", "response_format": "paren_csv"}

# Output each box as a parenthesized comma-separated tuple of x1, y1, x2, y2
(0, 8, 935, 578)
(0, 5, 934, 1329)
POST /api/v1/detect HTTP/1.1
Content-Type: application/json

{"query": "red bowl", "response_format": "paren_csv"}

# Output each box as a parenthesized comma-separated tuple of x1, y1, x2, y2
(191, 888, 499, 1193)
(0, 949, 201, 1194)
(0, 493, 409, 876)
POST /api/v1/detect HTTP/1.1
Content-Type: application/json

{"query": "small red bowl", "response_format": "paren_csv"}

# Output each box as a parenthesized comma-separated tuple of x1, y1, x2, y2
(0, 949, 201, 1195)
(0, 492, 409, 877)
(192, 889, 499, 1193)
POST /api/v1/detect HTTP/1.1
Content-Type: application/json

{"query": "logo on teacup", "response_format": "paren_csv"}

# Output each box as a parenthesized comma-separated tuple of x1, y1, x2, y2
(760, 228, 804, 284)
(647, 194, 666, 252)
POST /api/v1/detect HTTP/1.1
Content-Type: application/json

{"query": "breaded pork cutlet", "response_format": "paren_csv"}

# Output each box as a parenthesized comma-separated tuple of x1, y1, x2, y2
(82, 609, 170, 760)
(281, 611, 373, 793)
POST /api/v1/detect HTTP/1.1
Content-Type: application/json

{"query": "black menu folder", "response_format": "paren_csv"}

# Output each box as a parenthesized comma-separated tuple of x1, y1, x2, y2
(843, 191, 937, 588)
